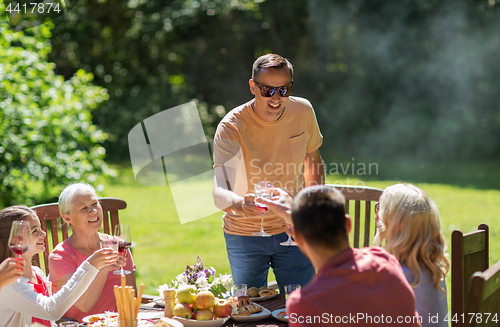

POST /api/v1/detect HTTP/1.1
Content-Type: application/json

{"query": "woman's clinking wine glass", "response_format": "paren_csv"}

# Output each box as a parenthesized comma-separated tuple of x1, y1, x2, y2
(113, 224, 132, 275)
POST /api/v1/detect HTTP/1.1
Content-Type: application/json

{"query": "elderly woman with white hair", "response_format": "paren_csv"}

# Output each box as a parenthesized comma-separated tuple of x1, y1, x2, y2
(48, 183, 137, 323)
(374, 183, 450, 327)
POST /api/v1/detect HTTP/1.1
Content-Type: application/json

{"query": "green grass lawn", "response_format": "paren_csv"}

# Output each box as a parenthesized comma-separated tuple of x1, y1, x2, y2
(99, 164, 500, 313)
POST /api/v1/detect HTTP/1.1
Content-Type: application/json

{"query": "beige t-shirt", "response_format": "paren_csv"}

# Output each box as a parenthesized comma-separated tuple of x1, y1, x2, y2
(213, 96, 323, 236)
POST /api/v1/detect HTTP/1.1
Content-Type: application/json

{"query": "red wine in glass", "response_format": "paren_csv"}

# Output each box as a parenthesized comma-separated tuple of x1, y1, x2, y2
(8, 220, 32, 282)
(117, 241, 132, 255)
(11, 245, 30, 256)
(113, 224, 132, 275)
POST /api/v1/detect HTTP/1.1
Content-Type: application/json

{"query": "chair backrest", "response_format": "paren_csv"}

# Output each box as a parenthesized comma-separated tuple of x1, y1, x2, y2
(30, 197, 127, 275)
(331, 185, 383, 248)
(451, 224, 489, 327)
(464, 259, 500, 327)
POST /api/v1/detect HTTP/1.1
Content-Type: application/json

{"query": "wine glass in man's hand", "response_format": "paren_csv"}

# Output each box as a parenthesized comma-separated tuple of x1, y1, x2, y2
(253, 181, 273, 237)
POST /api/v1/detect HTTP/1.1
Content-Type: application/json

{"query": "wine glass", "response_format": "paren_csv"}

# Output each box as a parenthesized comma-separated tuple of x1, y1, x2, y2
(280, 187, 297, 246)
(284, 284, 301, 302)
(9, 220, 31, 282)
(280, 229, 297, 246)
(252, 181, 272, 237)
(100, 239, 118, 251)
(113, 224, 132, 275)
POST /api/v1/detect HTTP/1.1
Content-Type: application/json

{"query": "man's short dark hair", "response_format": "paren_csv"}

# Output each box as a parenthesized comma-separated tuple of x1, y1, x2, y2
(252, 53, 294, 82)
(292, 185, 347, 249)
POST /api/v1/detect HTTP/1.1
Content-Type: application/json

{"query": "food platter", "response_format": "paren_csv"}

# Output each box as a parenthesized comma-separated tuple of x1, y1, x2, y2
(271, 308, 288, 322)
(249, 293, 278, 302)
(172, 316, 230, 327)
(83, 313, 112, 324)
(230, 303, 271, 322)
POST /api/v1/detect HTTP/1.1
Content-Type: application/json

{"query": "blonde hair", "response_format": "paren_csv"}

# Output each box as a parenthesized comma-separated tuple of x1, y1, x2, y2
(373, 183, 450, 295)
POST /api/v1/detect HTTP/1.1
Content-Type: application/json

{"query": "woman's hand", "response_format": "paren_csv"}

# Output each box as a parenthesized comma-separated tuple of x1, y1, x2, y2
(86, 248, 119, 270)
(115, 253, 127, 269)
(0, 257, 24, 288)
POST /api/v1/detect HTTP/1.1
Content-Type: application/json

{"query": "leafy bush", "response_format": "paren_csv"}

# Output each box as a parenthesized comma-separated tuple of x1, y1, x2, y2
(0, 2, 114, 206)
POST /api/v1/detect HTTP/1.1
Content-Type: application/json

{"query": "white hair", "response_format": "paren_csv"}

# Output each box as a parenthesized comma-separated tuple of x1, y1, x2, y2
(58, 183, 97, 215)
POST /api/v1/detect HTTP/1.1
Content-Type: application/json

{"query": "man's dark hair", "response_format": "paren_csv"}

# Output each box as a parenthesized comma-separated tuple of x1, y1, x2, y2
(252, 53, 294, 82)
(292, 185, 348, 249)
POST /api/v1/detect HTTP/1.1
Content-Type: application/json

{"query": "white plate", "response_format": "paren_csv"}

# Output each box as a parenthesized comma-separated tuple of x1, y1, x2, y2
(172, 316, 230, 327)
(160, 317, 184, 327)
(138, 311, 165, 320)
(249, 293, 278, 302)
(82, 313, 110, 323)
(230, 304, 271, 322)
(153, 296, 165, 307)
(82, 312, 163, 323)
(271, 308, 288, 322)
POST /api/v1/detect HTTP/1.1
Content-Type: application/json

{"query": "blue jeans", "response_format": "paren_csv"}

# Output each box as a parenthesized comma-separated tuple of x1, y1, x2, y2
(224, 232, 315, 294)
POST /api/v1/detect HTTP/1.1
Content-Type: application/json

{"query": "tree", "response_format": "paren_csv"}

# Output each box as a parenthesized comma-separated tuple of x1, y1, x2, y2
(47, 0, 311, 161)
(0, 0, 114, 206)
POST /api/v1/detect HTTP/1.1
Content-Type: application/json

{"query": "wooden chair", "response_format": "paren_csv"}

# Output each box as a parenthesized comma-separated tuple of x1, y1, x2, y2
(31, 197, 127, 276)
(331, 184, 383, 248)
(451, 224, 490, 327)
(464, 259, 500, 327)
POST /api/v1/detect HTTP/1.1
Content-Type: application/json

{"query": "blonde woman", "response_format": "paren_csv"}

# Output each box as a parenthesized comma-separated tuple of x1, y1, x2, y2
(374, 183, 449, 327)
(49, 183, 137, 323)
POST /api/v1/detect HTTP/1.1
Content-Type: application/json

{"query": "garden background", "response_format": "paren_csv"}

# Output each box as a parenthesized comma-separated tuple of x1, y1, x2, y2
(1, 0, 500, 311)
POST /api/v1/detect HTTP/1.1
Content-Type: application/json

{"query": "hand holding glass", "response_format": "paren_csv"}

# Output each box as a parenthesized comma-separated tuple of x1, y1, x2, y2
(284, 284, 301, 301)
(8, 220, 31, 282)
(253, 181, 273, 237)
(100, 240, 118, 250)
(280, 224, 297, 246)
(113, 224, 132, 275)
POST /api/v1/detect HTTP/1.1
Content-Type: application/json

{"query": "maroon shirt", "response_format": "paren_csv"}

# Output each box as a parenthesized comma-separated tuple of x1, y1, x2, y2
(287, 247, 421, 327)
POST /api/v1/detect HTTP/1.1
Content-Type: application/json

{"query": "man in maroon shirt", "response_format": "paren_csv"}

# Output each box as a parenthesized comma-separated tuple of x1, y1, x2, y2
(261, 185, 422, 327)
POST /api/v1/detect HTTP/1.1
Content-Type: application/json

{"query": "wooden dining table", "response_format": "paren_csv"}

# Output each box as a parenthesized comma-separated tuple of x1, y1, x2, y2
(140, 294, 288, 327)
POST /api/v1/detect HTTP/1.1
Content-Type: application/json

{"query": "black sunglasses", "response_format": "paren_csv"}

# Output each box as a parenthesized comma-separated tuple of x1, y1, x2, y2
(253, 80, 294, 97)
(374, 202, 380, 215)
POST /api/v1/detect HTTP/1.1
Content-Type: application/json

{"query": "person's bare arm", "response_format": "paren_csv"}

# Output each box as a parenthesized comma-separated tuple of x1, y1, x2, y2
(304, 149, 325, 187)
(53, 250, 125, 313)
(213, 165, 262, 217)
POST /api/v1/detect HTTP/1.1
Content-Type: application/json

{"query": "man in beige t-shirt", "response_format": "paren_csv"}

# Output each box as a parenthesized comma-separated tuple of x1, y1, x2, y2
(213, 53, 325, 294)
